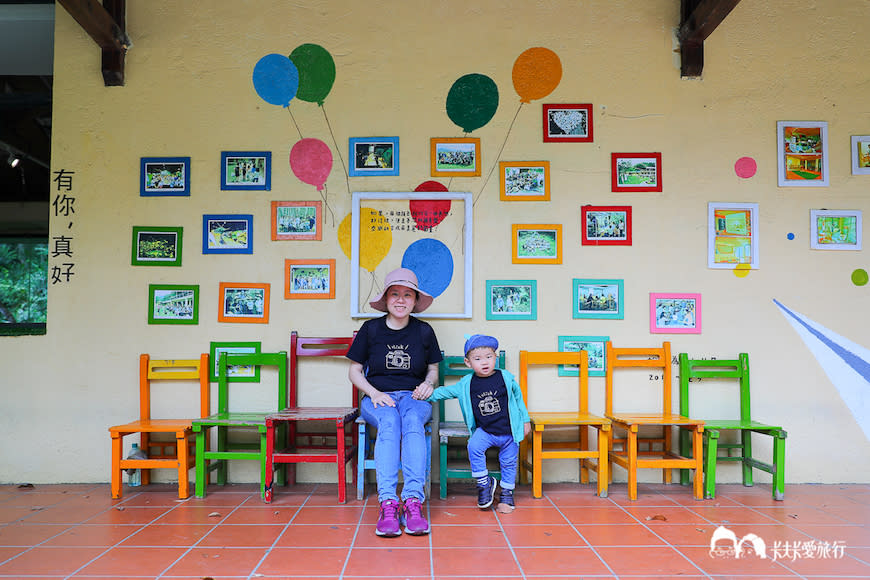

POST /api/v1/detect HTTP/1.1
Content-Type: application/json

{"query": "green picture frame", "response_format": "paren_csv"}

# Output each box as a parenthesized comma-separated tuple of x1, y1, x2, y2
(558, 335, 609, 377)
(208, 341, 262, 382)
(131, 226, 183, 267)
(147, 284, 199, 325)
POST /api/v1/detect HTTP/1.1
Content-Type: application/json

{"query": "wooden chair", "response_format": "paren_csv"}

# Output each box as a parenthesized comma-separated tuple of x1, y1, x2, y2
(518, 350, 611, 498)
(678, 353, 786, 500)
(193, 351, 289, 499)
(436, 350, 506, 499)
(263, 332, 359, 504)
(108, 354, 209, 499)
(605, 341, 704, 500)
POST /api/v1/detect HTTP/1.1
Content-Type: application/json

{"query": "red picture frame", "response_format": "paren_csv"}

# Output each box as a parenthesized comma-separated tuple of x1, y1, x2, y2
(542, 104, 593, 143)
(611, 152, 662, 192)
(581, 205, 632, 246)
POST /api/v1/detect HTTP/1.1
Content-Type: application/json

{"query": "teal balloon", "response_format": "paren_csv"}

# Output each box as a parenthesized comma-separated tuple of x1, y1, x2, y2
(289, 43, 336, 106)
(446, 73, 499, 133)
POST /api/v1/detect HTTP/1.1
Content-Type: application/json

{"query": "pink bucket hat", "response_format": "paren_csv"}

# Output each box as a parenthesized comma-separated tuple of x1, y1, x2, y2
(369, 268, 434, 313)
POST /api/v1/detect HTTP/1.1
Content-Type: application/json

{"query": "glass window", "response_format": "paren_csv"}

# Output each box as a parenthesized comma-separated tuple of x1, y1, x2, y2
(0, 236, 47, 335)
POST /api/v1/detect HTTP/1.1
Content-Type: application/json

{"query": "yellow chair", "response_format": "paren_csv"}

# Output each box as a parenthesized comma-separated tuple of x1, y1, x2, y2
(109, 354, 210, 499)
(604, 341, 704, 500)
(518, 350, 611, 498)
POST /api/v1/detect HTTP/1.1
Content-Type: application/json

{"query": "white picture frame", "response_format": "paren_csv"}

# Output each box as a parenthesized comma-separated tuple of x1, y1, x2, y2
(708, 202, 760, 269)
(777, 121, 829, 187)
(810, 209, 862, 251)
(851, 135, 870, 175)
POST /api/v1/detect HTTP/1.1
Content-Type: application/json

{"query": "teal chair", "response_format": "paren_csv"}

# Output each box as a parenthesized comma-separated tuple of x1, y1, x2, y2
(436, 350, 506, 499)
(193, 351, 289, 499)
(678, 353, 787, 500)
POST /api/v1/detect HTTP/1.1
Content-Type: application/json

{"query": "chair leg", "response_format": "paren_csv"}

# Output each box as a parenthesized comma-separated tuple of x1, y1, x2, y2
(579, 426, 589, 484)
(336, 419, 347, 504)
(693, 427, 707, 500)
(679, 426, 691, 486)
(439, 436, 448, 500)
(258, 429, 268, 500)
(597, 426, 609, 498)
(532, 427, 543, 499)
(356, 422, 366, 501)
(140, 433, 151, 486)
(217, 426, 228, 486)
(627, 426, 638, 501)
(195, 429, 207, 498)
(176, 431, 190, 500)
(704, 430, 719, 499)
(110, 432, 123, 499)
(741, 429, 754, 487)
(772, 430, 786, 501)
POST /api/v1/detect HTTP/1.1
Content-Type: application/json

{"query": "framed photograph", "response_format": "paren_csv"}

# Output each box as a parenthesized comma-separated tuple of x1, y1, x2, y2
(348, 137, 399, 176)
(147, 284, 199, 325)
(271, 201, 322, 241)
(558, 335, 609, 377)
(810, 209, 862, 251)
(486, 279, 537, 321)
(581, 205, 632, 246)
(430, 137, 481, 177)
(202, 214, 253, 254)
(140, 157, 190, 197)
(220, 151, 271, 191)
(543, 103, 593, 143)
(499, 161, 550, 201)
(218, 282, 270, 324)
(573, 278, 624, 320)
(131, 226, 182, 267)
(777, 121, 829, 186)
(209, 341, 262, 382)
(850, 135, 870, 175)
(284, 258, 336, 299)
(708, 202, 759, 269)
(512, 224, 562, 264)
(611, 152, 662, 192)
(650, 292, 701, 334)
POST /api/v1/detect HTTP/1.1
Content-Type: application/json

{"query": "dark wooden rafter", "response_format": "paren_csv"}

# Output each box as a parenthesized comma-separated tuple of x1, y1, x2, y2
(678, 0, 741, 77)
(56, 0, 130, 86)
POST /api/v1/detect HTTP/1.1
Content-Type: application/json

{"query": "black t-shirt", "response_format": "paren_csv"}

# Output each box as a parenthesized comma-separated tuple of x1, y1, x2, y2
(470, 372, 511, 436)
(346, 315, 443, 393)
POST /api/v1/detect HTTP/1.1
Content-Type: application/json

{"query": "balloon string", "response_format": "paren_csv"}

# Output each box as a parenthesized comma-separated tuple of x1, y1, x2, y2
(321, 184, 336, 227)
(287, 108, 304, 140)
(363, 270, 379, 312)
(321, 104, 351, 195)
(474, 102, 524, 206)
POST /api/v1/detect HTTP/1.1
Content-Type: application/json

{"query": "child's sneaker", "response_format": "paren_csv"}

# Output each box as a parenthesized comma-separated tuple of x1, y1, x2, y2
(477, 476, 497, 509)
(401, 497, 430, 535)
(499, 488, 515, 508)
(375, 499, 401, 537)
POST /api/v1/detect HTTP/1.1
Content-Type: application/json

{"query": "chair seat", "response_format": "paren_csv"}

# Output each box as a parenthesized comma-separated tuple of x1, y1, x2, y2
(193, 412, 271, 430)
(699, 419, 782, 431)
(438, 421, 470, 439)
(530, 412, 610, 427)
(608, 413, 704, 428)
(269, 407, 358, 422)
(110, 419, 193, 434)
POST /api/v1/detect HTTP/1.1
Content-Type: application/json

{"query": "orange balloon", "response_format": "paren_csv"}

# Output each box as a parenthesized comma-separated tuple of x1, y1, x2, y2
(512, 47, 562, 103)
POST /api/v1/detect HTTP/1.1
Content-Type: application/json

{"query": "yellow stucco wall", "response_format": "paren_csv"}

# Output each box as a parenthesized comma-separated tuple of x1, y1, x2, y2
(2, 0, 869, 486)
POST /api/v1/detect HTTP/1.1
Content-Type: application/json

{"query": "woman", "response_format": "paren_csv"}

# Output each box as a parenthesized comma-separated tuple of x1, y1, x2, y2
(347, 268, 442, 537)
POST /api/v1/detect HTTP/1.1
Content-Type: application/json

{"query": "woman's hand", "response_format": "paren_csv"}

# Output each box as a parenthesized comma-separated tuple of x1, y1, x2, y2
(412, 381, 434, 400)
(370, 391, 396, 408)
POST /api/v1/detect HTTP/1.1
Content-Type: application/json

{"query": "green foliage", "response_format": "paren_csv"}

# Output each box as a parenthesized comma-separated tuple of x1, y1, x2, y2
(0, 239, 47, 325)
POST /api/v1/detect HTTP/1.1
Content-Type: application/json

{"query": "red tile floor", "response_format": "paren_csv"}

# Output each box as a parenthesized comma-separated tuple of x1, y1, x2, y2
(0, 481, 868, 579)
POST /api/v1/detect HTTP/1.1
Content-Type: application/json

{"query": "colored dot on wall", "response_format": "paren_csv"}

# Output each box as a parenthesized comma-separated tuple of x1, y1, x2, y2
(734, 263, 751, 278)
(787, 232, 795, 240)
(852, 268, 869, 286)
(735, 157, 757, 178)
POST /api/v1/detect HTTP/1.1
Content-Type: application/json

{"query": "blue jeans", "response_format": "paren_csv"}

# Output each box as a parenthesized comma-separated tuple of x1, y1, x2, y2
(467, 428, 518, 490)
(360, 391, 432, 502)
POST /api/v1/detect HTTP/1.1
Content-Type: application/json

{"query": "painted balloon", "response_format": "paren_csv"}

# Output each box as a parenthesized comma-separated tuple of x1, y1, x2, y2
(252, 53, 299, 107)
(338, 209, 392, 273)
(402, 239, 454, 297)
(414, 180, 448, 193)
(412, 181, 450, 230)
(512, 47, 562, 103)
(289, 43, 336, 106)
(289, 138, 332, 191)
(446, 73, 499, 133)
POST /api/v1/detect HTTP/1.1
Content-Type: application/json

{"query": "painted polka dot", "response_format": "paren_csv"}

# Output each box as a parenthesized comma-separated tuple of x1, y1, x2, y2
(734, 157, 757, 178)
(787, 232, 795, 240)
(852, 268, 868, 286)
(734, 263, 751, 278)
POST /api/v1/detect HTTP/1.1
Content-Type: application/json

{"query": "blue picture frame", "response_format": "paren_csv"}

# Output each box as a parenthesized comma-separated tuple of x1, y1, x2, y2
(202, 214, 253, 254)
(486, 279, 537, 321)
(348, 137, 399, 176)
(220, 151, 271, 191)
(140, 157, 191, 197)
(573, 278, 624, 320)
(558, 335, 609, 377)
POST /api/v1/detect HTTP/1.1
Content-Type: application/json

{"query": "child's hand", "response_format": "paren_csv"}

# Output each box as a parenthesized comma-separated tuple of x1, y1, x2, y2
(524, 422, 532, 437)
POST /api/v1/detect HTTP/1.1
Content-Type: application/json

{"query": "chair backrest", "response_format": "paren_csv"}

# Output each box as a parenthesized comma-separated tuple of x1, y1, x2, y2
(519, 350, 588, 413)
(678, 353, 751, 421)
(437, 350, 506, 420)
(605, 341, 672, 416)
(290, 331, 355, 408)
(139, 353, 210, 420)
(217, 351, 288, 413)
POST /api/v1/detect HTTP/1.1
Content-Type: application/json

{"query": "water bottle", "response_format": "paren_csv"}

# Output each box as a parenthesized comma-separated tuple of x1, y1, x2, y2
(126, 443, 148, 486)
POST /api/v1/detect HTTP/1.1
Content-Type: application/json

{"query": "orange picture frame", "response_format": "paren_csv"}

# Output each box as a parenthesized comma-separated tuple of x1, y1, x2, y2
(284, 258, 336, 299)
(218, 282, 270, 323)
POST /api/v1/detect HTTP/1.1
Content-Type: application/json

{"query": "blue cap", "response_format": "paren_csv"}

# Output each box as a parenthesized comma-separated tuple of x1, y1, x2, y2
(464, 334, 498, 356)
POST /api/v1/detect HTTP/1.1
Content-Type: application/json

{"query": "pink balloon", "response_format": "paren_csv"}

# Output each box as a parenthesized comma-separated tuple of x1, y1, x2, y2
(290, 138, 332, 191)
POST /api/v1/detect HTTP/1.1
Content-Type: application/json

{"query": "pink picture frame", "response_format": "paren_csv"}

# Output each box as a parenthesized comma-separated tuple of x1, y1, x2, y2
(649, 292, 701, 334)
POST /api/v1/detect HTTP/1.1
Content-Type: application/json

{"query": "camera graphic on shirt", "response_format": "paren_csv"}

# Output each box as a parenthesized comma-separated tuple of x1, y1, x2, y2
(478, 395, 500, 416)
(385, 349, 411, 370)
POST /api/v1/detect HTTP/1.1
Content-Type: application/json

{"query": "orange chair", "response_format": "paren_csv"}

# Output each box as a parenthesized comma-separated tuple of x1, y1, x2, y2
(518, 350, 611, 498)
(604, 341, 704, 500)
(109, 354, 209, 499)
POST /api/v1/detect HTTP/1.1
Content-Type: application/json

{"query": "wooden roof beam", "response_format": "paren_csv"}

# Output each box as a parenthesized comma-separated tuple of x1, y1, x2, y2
(678, 0, 741, 77)
(56, 0, 131, 86)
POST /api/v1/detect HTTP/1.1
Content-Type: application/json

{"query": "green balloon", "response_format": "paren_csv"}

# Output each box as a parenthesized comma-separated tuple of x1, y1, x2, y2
(289, 44, 336, 106)
(446, 73, 499, 133)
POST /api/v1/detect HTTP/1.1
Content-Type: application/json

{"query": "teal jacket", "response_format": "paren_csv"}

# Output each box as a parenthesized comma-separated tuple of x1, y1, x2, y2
(428, 369, 531, 443)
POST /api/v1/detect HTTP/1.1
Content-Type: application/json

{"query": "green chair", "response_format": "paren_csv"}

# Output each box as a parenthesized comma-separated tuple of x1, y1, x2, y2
(678, 353, 787, 500)
(193, 351, 289, 499)
(436, 350, 506, 499)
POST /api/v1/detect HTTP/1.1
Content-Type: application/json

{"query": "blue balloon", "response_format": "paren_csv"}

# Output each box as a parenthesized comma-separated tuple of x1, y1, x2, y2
(402, 239, 454, 298)
(252, 54, 299, 107)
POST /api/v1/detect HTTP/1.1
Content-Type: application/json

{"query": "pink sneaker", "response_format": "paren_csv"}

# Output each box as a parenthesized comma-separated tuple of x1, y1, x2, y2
(375, 499, 401, 537)
(401, 497, 430, 535)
